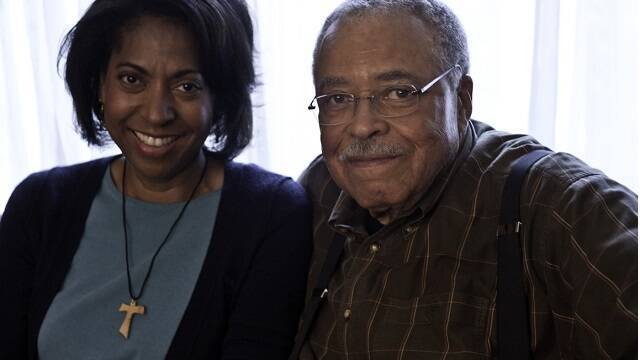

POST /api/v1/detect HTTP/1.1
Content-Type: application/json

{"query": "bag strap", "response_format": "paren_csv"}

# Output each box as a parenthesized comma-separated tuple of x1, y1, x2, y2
(289, 232, 346, 360)
(497, 149, 550, 359)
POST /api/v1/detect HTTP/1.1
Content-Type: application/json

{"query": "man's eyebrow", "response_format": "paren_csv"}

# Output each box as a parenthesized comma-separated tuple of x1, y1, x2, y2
(375, 70, 421, 83)
(317, 76, 349, 90)
(317, 71, 422, 90)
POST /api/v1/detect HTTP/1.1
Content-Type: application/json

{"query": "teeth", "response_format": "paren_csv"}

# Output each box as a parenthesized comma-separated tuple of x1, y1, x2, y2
(134, 131, 177, 147)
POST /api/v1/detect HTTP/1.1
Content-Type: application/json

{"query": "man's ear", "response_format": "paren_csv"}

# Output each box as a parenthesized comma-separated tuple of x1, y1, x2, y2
(457, 74, 473, 128)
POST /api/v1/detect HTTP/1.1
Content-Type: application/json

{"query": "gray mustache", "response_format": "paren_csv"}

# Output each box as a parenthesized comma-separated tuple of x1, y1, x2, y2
(339, 139, 406, 161)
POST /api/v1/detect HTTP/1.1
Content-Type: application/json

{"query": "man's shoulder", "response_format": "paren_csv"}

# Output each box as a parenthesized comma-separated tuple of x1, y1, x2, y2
(471, 121, 606, 188)
(298, 154, 329, 188)
(467, 121, 637, 218)
(298, 155, 342, 211)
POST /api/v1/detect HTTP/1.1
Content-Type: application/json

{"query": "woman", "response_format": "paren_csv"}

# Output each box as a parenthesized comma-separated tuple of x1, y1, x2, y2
(0, 0, 312, 359)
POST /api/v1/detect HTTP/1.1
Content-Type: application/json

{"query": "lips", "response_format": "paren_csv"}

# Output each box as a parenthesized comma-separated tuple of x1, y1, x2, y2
(345, 154, 400, 162)
(343, 154, 403, 169)
(133, 130, 178, 147)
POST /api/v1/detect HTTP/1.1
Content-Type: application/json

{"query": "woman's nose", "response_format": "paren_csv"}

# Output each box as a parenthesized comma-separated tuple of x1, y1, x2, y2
(143, 84, 175, 124)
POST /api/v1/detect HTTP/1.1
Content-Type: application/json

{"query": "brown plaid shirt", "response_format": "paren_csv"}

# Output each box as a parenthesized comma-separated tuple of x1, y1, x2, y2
(297, 121, 637, 359)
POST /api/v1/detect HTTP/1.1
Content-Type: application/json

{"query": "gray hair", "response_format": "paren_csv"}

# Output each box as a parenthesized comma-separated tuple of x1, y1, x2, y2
(312, 0, 470, 84)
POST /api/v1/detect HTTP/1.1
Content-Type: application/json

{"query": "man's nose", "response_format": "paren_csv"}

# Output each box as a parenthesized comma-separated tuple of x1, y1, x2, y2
(143, 84, 175, 124)
(348, 96, 388, 139)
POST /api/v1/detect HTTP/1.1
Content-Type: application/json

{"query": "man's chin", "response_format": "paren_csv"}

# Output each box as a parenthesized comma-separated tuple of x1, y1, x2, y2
(346, 180, 426, 224)
(350, 189, 399, 213)
(355, 199, 398, 225)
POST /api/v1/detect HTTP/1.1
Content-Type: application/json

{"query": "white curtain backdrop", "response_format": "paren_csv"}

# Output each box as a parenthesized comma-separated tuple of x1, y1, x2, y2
(1, 0, 638, 211)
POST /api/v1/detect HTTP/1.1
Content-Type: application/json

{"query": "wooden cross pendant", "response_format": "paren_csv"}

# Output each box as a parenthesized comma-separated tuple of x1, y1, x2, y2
(118, 299, 145, 339)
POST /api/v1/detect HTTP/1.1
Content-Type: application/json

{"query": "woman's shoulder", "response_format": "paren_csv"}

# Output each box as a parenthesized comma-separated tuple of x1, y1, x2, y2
(3, 156, 114, 224)
(219, 161, 310, 226)
(224, 161, 307, 202)
(11, 157, 113, 205)
(19, 157, 112, 191)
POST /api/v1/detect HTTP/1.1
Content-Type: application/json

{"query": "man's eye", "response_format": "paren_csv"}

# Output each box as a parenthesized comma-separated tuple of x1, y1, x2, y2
(385, 87, 413, 100)
(328, 94, 350, 104)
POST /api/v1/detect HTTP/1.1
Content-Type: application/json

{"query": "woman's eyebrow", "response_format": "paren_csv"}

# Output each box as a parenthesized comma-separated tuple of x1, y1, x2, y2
(115, 62, 201, 80)
(115, 62, 148, 75)
(170, 69, 202, 80)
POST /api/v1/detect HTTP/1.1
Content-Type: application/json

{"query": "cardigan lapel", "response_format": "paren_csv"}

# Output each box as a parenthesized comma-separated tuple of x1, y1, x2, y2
(167, 161, 256, 359)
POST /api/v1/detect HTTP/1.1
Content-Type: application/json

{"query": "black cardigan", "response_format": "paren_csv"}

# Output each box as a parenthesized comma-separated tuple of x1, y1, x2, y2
(0, 157, 313, 359)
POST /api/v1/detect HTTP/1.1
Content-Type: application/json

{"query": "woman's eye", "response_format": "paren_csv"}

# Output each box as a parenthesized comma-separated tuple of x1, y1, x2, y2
(120, 74, 140, 85)
(177, 82, 202, 93)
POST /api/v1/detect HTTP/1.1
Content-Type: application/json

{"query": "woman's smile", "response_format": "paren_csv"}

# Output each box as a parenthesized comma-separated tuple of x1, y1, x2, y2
(130, 129, 180, 158)
(132, 130, 179, 147)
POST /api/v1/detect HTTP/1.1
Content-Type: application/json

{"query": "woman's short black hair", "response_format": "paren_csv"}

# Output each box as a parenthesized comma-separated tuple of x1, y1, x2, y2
(59, 0, 255, 160)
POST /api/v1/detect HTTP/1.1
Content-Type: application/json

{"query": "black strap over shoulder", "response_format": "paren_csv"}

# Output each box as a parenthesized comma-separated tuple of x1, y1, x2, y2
(288, 232, 346, 360)
(497, 149, 550, 359)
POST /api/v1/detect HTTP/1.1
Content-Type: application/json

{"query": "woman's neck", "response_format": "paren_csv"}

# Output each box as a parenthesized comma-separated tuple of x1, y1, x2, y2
(110, 153, 224, 203)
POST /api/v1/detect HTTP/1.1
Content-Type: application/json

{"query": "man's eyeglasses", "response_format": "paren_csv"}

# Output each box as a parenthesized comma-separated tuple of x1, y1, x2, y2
(308, 64, 461, 126)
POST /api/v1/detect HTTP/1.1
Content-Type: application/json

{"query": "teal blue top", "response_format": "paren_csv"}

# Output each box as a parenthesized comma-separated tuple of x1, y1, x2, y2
(38, 168, 221, 359)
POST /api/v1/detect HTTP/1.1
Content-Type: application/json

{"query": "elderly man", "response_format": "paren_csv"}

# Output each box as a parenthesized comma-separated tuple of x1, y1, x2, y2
(293, 0, 638, 359)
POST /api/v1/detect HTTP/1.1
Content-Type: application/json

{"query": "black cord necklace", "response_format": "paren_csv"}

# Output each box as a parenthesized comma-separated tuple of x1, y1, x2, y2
(117, 155, 208, 339)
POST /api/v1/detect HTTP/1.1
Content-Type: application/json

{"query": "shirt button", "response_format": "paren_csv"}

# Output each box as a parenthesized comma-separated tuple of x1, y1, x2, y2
(370, 243, 381, 253)
(404, 225, 418, 234)
(343, 308, 352, 320)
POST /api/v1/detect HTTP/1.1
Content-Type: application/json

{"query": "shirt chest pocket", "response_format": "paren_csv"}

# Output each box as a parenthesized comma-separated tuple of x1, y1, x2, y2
(371, 293, 491, 357)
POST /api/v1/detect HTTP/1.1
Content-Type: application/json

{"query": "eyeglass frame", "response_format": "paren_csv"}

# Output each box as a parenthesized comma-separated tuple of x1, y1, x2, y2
(308, 64, 461, 126)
